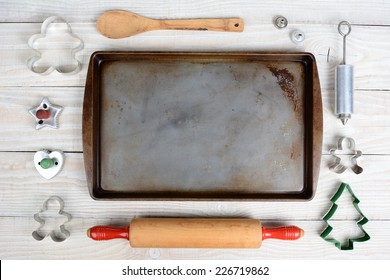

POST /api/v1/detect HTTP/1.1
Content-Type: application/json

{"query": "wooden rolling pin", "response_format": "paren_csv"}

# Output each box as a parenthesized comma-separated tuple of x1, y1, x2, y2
(97, 10, 244, 39)
(87, 218, 304, 248)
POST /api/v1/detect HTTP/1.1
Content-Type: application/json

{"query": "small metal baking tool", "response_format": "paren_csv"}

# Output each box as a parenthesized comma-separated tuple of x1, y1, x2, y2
(29, 97, 63, 129)
(32, 196, 72, 242)
(335, 21, 353, 125)
(321, 182, 370, 250)
(329, 137, 363, 174)
(291, 29, 305, 44)
(28, 16, 83, 75)
(273, 16, 288, 29)
(34, 149, 65, 179)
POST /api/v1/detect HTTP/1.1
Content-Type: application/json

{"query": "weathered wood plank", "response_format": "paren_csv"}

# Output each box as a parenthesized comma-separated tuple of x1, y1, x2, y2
(0, 24, 389, 89)
(0, 217, 385, 259)
(1, 0, 390, 25)
(0, 152, 387, 220)
(1, 88, 389, 154)
(0, 87, 83, 152)
(322, 90, 390, 154)
(1, 0, 390, 261)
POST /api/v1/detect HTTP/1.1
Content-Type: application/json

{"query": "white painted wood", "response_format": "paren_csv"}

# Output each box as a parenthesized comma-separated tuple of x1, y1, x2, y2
(1, 0, 390, 25)
(0, 152, 387, 220)
(0, 24, 389, 89)
(322, 90, 390, 154)
(0, 217, 384, 259)
(0, 87, 83, 151)
(1, 88, 389, 154)
(0, 0, 389, 260)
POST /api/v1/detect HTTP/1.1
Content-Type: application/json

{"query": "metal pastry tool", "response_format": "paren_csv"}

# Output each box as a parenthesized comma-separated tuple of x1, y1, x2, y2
(335, 21, 353, 125)
(321, 182, 370, 250)
(291, 29, 305, 44)
(29, 97, 63, 129)
(96, 10, 244, 39)
(273, 16, 288, 29)
(32, 196, 72, 242)
(87, 218, 304, 248)
(329, 137, 363, 174)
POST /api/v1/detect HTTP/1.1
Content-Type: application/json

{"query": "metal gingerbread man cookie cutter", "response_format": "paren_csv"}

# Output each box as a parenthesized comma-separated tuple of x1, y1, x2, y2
(329, 137, 363, 174)
(27, 16, 83, 75)
(32, 196, 72, 242)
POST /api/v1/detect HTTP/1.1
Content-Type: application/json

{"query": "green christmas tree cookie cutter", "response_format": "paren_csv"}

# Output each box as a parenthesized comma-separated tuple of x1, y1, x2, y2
(321, 182, 370, 250)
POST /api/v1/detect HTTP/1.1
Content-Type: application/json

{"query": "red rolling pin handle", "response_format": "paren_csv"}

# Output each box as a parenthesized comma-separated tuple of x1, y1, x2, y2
(261, 226, 303, 241)
(87, 226, 129, 240)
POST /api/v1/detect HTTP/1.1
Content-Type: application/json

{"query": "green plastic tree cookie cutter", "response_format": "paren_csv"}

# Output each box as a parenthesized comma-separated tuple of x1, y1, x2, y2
(321, 182, 370, 250)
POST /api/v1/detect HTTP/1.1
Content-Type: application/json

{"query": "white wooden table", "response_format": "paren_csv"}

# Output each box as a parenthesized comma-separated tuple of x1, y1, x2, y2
(1, 0, 389, 260)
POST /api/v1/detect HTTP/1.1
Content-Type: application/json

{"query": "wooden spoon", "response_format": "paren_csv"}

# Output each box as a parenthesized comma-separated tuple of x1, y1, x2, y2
(97, 10, 244, 39)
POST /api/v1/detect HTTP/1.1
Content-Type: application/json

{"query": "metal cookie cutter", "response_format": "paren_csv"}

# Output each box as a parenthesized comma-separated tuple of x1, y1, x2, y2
(321, 183, 370, 250)
(29, 97, 63, 129)
(32, 196, 72, 242)
(329, 137, 363, 174)
(27, 16, 83, 75)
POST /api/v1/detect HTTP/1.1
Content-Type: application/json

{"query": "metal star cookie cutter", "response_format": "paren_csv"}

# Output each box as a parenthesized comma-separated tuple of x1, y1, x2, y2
(32, 196, 72, 242)
(29, 97, 63, 129)
(329, 137, 363, 174)
(320, 182, 370, 250)
(27, 16, 83, 75)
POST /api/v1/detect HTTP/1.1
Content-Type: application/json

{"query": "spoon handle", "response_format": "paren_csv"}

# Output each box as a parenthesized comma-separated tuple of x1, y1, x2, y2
(159, 18, 244, 32)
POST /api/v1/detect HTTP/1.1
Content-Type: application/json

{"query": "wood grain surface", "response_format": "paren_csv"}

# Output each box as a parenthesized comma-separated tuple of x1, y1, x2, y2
(96, 10, 244, 39)
(0, 0, 389, 260)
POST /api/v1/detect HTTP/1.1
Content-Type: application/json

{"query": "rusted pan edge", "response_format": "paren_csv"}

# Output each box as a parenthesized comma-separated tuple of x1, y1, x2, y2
(307, 53, 323, 201)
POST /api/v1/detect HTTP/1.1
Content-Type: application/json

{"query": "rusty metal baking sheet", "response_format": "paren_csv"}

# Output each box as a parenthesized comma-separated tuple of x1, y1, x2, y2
(83, 52, 322, 200)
